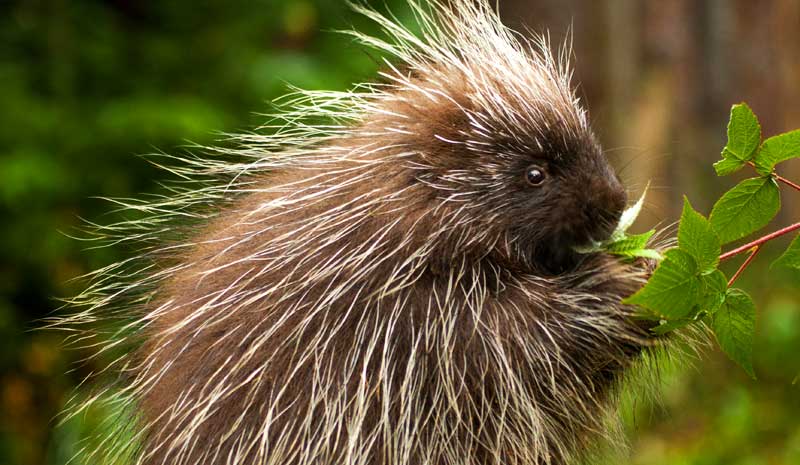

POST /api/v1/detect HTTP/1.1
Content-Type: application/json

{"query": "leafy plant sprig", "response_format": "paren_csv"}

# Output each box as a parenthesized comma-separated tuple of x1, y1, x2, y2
(598, 103, 800, 378)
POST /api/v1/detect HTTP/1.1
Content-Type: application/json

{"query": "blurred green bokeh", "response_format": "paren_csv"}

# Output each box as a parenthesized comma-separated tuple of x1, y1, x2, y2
(0, 1, 798, 465)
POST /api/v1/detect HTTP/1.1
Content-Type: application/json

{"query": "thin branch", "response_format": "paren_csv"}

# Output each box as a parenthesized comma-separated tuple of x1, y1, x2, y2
(719, 221, 800, 261)
(727, 245, 761, 287)
(746, 161, 800, 192)
(775, 172, 800, 192)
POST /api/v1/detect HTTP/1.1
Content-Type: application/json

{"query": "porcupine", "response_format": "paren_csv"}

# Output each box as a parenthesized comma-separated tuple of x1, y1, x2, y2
(62, 1, 663, 464)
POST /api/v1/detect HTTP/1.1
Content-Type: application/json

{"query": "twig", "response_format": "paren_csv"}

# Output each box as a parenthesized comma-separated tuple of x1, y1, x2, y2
(727, 245, 761, 287)
(746, 161, 800, 192)
(775, 173, 800, 192)
(719, 222, 800, 262)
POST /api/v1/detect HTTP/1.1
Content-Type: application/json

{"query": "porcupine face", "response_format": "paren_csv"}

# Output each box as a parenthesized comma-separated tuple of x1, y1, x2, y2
(354, 2, 630, 275)
(398, 78, 627, 274)
(500, 130, 628, 272)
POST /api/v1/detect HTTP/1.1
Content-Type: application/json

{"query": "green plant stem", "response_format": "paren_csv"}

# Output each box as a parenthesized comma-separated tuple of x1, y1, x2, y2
(727, 245, 761, 287)
(719, 221, 800, 261)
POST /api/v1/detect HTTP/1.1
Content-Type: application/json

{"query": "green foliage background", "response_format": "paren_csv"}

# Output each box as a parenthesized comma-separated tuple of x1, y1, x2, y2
(0, 1, 798, 464)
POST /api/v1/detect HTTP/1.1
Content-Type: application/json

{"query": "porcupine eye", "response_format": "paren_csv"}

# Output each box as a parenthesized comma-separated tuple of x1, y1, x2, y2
(525, 165, 546, 186)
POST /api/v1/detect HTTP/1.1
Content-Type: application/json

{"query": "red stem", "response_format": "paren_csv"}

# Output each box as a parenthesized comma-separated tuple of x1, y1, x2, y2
(727, 245, 761, 287)
(711, 163, 800, 286)
(775, 173, 800, 192)
(746, 161, 800, 192)
(719, 221, 800, 262)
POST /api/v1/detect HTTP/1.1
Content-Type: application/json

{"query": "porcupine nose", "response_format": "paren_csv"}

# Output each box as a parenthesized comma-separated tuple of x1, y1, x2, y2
(586, 175, 627, 241)
(606, 175, 627, 222)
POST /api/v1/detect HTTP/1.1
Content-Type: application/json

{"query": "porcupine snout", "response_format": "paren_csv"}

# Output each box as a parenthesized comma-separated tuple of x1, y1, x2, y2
(556, 161, 627, 249)
(583, 173, 627, 242)
(537, 171, 627, 274)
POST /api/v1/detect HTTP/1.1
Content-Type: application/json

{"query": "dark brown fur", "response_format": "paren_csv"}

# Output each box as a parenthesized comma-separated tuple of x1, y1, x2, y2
(131, 70, 652, 464)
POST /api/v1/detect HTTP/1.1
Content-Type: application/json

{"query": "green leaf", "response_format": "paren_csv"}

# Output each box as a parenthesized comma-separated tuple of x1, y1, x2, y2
(649, 270, 727, 336)
(626, 248, 665, 260)
(715, 103, 761, 176)
(651, 318, 694, 335)
(714, 152, 747, 176)
(604, 230, 662, 260)
(702, 268, 728, 295)
(709, 177, 780, 244)
(607, 230, 653, 252)
(754, 129, 800, 175)
(772, 234, 800, 270)
(624, 249, 702, 319)
(712, 288, 757, 379)
(726, 103, 762, 160)
(698, 269, 728, 315)
(678, 197, 721, 273)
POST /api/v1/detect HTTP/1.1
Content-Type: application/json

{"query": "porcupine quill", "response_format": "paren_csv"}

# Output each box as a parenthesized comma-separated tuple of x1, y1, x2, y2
(57, 1, 674, 464)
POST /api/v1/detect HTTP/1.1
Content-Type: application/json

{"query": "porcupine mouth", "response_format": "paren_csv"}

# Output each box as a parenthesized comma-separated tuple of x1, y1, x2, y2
(536, 228, 667, 364)
(535, 223, 662, 332)
(535, 221, 617, 276)
(534, 244, 583, 275)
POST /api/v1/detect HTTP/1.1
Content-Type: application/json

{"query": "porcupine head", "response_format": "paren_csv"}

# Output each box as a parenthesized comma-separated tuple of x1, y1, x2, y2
(63, 1, 658, 465)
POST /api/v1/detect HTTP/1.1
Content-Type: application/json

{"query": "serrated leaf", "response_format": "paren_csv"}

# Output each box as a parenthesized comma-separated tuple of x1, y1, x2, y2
(702, 268, 728, 294)
(607, 230, 654, 252)
(624, 249, 702, 319)
(714, 151, 746, 176)
(712, 288, 756, 379)
(652, 270, 727, 335)
(709, 177, 780, 244)
(678, 197, 721, 273)
(754, 129, 800, 175)
(698, 269, 728, 315)
(626, 248, 664, 260)
(772, 234, 800, 270)
(726, 103, 762, 160)
(715, 103, 761, 176)
(651, 318, 694, 335)
(605, 230, 661, 260)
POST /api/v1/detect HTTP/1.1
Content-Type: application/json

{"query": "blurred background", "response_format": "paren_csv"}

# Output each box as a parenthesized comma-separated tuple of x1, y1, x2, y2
(1, 1, 799, 464)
